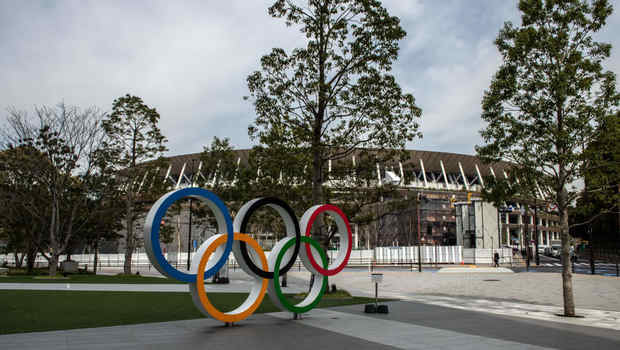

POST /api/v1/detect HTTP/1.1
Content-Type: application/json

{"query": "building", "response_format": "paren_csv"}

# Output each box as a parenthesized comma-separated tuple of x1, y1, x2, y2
(123, 149, 560, 253)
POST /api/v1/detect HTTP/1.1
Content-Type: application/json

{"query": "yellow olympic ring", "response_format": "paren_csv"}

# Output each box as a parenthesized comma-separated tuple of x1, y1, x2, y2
(191, 233, 268, 323)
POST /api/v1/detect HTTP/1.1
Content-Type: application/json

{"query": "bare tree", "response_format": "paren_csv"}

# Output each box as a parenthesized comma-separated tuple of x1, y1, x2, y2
(1, 103, 107, 275)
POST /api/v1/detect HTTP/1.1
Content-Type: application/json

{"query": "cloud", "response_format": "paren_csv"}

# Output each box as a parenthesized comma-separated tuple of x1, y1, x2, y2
(1, 0, 618, 157)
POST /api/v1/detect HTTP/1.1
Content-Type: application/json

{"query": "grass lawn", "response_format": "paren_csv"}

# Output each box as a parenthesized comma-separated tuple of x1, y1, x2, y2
(0, 290, 383, 334)
(0, 274, 183, 284)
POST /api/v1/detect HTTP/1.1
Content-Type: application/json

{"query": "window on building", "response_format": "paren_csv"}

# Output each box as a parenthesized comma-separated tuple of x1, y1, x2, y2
(509, 214, 519, 224)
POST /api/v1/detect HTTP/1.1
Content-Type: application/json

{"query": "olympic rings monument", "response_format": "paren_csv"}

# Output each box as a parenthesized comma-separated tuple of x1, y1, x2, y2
(144, 187, 352, 324)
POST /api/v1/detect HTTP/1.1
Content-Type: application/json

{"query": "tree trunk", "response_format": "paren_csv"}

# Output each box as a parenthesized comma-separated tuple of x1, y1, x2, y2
(312, 148, 323, 206)
(49, 254, 59, 276)
(26, 245, 37, 274)
(124, 197, 135, 275)
(559, 198, 576, 316)
(93, 239, 99, 274)
(48, 194, 60, 276)
(14, 251, 23, 268)
(617, 184, 620, 239)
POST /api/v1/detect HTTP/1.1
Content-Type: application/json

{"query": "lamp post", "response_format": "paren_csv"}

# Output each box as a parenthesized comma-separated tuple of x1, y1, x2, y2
(416, 193, 426, 272)
(534, 199, 540, 266)
(521, 206, 530, 272)
(186, 159, 196, 271)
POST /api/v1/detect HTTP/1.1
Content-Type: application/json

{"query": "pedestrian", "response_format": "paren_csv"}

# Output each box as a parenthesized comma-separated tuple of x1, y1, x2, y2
(493, 252, 500, 267)
(569, 246, 577, 263)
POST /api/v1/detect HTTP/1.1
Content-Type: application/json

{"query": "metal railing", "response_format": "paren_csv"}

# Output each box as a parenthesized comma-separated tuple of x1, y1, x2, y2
(1, 246, 515, 270)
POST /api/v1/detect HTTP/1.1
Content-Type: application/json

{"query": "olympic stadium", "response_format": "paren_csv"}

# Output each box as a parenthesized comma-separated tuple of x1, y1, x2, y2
(135, 148, 561, 259)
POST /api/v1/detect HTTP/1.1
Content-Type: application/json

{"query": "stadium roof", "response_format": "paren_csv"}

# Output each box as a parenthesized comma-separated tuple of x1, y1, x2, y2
(158, 149, 512, 193)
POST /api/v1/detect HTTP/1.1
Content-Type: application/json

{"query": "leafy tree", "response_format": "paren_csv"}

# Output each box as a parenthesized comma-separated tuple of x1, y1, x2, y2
(78, 157, 125, 273)
(200, 137, 243, 201)
(476, 0, 619, 316)
(1, 103, 108, 275)
(329, 151, 410, 246)
(101, 94, 168, 274)
(0, 145, 50, 272)
(578, 112, 620, 232)
(246, 0, 422, 211)
(482, 168, 545, 268)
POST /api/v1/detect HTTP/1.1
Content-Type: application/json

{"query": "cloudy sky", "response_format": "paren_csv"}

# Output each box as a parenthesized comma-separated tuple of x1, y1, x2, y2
(1, 0, 618, 157)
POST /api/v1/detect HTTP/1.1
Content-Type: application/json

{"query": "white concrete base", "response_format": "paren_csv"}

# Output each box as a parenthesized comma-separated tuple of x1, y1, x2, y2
(438, 267, 514, 273)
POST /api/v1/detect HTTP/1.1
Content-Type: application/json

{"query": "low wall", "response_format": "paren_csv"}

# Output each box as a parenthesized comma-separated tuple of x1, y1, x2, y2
(1, 246, 513, 269)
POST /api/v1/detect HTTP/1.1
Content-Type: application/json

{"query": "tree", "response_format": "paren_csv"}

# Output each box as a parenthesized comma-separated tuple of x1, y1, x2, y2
(476, 0, 619, 316)
(0, 145, 49, 272)
(577, 112, 620, 235)
(79, 156, 125, 273)
(1, 103, 108, 275)
(200, 137, 243, 200)
(329, 151, 412, 247)
(101, 94, 168, 275)
(570, 110, 619, 267)
(481, 168, 544, 268)
(246, 0, 422, 215)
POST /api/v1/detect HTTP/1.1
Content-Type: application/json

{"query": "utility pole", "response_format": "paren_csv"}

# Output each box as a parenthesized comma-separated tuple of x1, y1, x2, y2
(523, 206, 530, 272)
(187, 197, 193, 270)
(589, 226, 595, 275)
(186, 159, 196, 271)
(417, 193, 422, 272)
(534, 199, 540, 266)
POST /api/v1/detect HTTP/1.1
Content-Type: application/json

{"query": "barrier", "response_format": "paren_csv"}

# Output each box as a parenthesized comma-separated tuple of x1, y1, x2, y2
(3, 245, 495, 269)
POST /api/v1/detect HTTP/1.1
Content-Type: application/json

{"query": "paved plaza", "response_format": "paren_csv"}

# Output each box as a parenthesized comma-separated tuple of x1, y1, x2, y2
(1, 301, 619, 350)
(322, 268, 620, 312)
(2, 267, 619, 349)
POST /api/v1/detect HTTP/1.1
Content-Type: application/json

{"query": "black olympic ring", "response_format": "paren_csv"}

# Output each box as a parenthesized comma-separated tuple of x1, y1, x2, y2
(234, 197, 301, 279)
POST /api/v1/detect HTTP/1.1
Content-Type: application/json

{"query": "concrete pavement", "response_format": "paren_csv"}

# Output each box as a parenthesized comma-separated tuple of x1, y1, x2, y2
(1, 301, 619, 349)
(4, 267, 620, 330)
(321, 268, 620, 312)
(289, 267, 620, 330)
(3, 266, 620, 349)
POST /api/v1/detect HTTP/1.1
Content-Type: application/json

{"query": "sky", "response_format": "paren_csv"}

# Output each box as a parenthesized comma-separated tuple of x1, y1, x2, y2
(1, 0, 618, 157)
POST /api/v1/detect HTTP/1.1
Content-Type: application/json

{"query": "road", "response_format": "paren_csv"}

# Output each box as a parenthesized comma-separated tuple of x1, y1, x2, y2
(513, 254, 620, 276)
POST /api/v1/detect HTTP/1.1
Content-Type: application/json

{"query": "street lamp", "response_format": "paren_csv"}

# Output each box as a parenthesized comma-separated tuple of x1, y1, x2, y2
(520, 206, 530, 271)
(533, 198, 540, 266)
(186, 159, 196, 271)
(416, 193, 427, 272)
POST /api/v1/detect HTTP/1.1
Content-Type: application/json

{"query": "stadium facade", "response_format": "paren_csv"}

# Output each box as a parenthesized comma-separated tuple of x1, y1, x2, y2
(134, 149, 561, 255)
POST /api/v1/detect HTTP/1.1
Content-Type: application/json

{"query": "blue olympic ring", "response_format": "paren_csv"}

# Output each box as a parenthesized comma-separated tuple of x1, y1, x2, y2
(144, 188, 234, 283)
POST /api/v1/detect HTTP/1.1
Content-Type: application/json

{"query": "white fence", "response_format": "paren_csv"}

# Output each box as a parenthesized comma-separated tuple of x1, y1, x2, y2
(373, 246, 463, 264)
(1, 246, 513, 269)
(463, 248, 513, 265)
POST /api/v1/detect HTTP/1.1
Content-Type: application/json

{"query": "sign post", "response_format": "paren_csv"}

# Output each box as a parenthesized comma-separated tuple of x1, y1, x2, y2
(365, 273, 389, 314)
